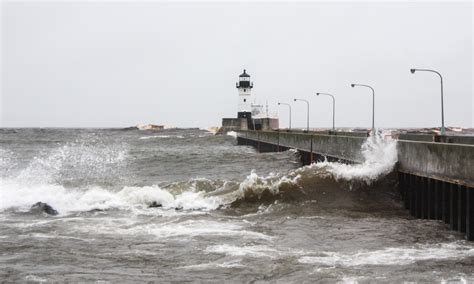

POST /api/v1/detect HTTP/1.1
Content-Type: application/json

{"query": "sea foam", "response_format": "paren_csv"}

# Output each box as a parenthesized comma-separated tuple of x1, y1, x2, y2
(298, 242, 474, 267)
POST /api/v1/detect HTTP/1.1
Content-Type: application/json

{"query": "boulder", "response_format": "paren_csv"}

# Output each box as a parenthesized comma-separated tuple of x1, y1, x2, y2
(148, 201, 162, 208)
(30, 202, 59, 216)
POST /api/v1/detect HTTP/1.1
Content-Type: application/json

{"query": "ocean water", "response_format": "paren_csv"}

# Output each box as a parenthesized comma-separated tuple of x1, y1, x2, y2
(0, 128, 473, 282)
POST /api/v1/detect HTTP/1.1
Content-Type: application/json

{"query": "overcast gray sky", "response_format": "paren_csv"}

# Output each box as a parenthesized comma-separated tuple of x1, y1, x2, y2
(1, 1, 473, 128)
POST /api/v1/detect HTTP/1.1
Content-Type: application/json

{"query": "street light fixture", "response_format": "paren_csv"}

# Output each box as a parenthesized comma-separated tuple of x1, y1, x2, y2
(410, 68, 446, 136)
(294, 98, 310, 132)
(277, 102, 292, 130)
(351, 83, 375, 132)
(316, 92, 336, 131)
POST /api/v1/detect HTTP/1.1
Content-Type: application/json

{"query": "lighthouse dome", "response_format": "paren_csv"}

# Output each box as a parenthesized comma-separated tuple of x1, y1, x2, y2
(239, 69, 250, 77)
(236, 69, 253, 88)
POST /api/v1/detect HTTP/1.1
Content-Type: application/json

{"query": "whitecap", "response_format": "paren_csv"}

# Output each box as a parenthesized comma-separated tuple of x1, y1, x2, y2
(139, 135, 172, 139)
(75, 219, 273, 240)
(298, 242, 474, 267)
(0, 181, 223, 215)
(205, 244, 279, 258)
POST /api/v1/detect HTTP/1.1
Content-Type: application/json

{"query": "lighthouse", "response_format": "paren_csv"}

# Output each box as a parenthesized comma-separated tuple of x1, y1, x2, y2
(236, 69, 253, 120)
(221, 69, 277, 133)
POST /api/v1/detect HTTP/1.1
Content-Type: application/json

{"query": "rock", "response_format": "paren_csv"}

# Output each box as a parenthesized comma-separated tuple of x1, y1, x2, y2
(89, 208, 104, 212)
(121, 126, 139, 131)
(30, 202, 58, 216)
(148, 201, 162, 208)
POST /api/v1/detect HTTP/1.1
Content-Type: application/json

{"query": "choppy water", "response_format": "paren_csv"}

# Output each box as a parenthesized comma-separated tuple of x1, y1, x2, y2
(1, 128, 473, 282)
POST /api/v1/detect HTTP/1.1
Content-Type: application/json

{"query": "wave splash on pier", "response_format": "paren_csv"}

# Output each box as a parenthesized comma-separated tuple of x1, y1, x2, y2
(313, 130, 398, 183)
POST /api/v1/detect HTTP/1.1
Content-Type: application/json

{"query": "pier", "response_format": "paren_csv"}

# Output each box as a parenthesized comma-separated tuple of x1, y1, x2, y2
(236, 130, 474, 240)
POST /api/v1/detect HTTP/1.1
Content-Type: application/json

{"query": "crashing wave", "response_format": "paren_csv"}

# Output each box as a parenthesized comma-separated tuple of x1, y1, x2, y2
(0, 130, 398, 215)
(312, 130, 398, 184)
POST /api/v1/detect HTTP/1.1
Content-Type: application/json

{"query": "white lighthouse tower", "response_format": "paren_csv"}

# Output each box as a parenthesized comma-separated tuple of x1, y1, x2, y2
(236, 69, 253, 120)
(221, 69, 278, 132)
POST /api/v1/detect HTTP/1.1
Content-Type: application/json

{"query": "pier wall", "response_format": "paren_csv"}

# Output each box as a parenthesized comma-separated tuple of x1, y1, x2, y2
(397, 140, 474, 186)
(236, 130, 474, 240)
(238, 130, 366, 163)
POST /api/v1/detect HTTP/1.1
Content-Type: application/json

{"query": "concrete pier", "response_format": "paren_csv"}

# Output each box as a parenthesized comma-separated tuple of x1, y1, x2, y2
(236, 130, 474, 240)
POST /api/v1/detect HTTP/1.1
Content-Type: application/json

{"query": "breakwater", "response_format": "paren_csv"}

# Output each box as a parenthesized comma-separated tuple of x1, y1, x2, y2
(236, 130, 474, 241)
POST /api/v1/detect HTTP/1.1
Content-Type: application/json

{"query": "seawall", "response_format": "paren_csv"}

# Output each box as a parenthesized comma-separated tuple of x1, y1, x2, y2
(236, 130, 474, 240)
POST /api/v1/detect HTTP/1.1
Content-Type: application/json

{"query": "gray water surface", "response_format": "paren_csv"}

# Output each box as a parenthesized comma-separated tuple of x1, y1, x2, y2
(1, 128, 473, 282)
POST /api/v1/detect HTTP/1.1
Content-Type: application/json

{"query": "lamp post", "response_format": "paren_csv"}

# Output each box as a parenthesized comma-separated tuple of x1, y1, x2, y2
(316, 92, 335, 131)
(351, 83, 375, 132)
(277, 102, 292, 130)
(410, 68, 445, 136)
(294, 98, 310, 132)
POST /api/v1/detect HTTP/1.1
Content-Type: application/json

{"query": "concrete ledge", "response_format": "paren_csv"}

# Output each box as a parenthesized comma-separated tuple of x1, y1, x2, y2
(397, 140, 474, 187)
(278, 132, 313, 152)
(312, 135, 365, 163)
(237, 130, 365, 163)
(397, 134, 474, 145)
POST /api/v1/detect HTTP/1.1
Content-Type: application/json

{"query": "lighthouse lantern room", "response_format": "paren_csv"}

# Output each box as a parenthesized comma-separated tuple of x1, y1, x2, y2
(236, 69, 253, 119)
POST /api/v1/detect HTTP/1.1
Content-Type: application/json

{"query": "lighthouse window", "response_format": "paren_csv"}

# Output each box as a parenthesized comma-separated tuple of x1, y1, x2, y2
(244, 99, 246, 102)
(244, 89, 246, 92)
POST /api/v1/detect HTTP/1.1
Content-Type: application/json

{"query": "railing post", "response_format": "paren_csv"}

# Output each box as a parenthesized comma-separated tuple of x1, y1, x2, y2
(409, 174, 416, 216)
(404, 173, 411, 210)
(415, 176, 422, 218)
(398, 172, 405, 204)
(450, 183, 459, 231)
(435, 180, 443, 220)
(458, 185, 467, 233)
(442, 181, 450, 223)
(428, 178, 435, 219)
(421, 177, 427, 219)
(466, 187, 474, 241)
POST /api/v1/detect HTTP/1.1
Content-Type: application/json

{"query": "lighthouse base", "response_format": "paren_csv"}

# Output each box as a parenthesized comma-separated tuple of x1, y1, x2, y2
(237, 112, 253, 130)
(220, 118, 249, 133)
(220, 112, 279, 133)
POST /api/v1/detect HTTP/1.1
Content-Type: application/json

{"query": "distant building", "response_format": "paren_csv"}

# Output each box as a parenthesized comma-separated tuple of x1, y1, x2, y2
(221, 69, 278, 132)
(136, 124, 164, 130)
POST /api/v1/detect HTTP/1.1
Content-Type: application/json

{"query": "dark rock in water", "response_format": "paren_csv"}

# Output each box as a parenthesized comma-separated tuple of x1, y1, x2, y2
(148, 201, 162, 208)
(174, 206, 183, 211)
(121, 126, 139, 131)
(31, 202, 58, 216)
(89, 208, 105, 212)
